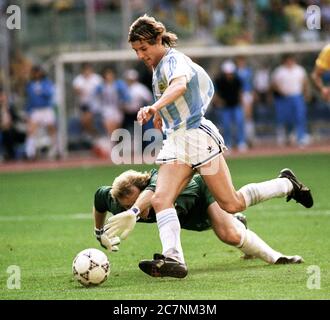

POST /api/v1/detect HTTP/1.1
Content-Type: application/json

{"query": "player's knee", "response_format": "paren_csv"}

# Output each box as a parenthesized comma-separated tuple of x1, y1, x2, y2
(221, 202, 243, 214)
(151, 192, 172, 212)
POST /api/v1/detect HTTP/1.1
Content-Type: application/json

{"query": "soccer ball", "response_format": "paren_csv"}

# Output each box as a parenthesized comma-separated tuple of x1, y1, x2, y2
(72, 248, 110, 287)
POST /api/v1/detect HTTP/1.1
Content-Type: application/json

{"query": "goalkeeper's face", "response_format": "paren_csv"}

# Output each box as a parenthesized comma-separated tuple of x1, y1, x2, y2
(117, 186, 141, 210)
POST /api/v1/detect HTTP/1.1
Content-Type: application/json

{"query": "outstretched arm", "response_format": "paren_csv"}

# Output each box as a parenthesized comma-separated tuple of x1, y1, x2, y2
(104, 189, 155, 240)
(94, 206, 107, 229)
(133, 189, 154, 219)
(93, 206, 121, 252)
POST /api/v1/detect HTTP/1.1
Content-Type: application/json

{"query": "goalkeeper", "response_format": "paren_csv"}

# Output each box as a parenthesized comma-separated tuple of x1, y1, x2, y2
(93, 169, 303, 276)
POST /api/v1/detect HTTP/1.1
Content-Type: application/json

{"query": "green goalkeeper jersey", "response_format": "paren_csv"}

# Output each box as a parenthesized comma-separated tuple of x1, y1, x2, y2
(94, 169, 215, 231)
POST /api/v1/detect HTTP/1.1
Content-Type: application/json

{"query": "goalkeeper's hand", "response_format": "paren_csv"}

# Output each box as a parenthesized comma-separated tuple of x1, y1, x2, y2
(103, 207, 140, 240)
(94, 227, 121, 252)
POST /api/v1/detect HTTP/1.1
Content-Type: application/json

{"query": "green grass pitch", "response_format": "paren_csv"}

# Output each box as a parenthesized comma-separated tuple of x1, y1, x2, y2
(0, 153, 329, 300)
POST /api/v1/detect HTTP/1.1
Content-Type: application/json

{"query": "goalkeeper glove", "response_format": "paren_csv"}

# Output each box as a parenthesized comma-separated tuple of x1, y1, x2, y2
(94, 227, 121, 252)
(103, 207, 140, 240)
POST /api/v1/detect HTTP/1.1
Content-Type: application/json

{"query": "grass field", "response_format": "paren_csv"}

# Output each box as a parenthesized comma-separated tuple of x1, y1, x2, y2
(0, 153, 329, 300)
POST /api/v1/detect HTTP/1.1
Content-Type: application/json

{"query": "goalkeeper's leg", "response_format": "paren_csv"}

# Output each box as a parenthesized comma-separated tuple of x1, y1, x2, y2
(208, 202, 303, 264)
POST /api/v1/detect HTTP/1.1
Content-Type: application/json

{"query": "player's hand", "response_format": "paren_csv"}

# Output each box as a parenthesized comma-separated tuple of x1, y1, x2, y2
(94, 228, 121, 252)
(103, 207, 140, 240)
(137, 106, 157, 125)
(153, 112, 163, 131)
(321, 86, 330, 101)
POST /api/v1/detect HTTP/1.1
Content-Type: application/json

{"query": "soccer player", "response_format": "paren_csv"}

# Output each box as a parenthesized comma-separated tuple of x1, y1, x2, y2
(311, 43, 330, 102)
(94, 169, 303, 278)
(127, 15, 313, 278)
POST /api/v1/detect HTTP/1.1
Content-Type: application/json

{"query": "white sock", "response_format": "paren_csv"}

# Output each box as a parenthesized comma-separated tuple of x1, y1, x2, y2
(237, 228, 282, 264)
(26, 137, 36, 159)
(156, 208, 185, 264)
(238, 178, 293, 207)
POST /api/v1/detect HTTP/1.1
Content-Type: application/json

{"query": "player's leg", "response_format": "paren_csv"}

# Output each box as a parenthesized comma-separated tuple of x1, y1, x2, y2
(234, 105, 247, 151)
(151, 162, 192, 262)
(200, 153, 313, 212)
(294, 95, 308, 146)
(207, 202, 303, 264)
(139, 162, 192, 278)
(25, 115, 38, 159)
(221, 108, 232, 149)
(44, 108, 58, 159)
(198, 154, 246, 213)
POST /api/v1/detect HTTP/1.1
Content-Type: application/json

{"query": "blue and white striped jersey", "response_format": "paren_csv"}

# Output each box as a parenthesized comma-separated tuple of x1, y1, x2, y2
(152, 48, 214, 133)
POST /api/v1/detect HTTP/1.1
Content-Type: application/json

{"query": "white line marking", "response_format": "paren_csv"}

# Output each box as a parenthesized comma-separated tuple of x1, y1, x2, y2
(0, 213, 91, 222)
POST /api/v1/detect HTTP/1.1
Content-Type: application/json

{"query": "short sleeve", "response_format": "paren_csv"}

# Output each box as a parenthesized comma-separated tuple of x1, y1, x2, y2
(144, 169, 158, 192)
(316, 45, 330, 70)
(163, 54, 193, 84)
(94, 186, 111, 213)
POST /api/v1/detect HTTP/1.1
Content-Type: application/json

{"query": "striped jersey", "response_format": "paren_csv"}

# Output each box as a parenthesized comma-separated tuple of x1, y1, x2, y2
(152, 48, 214, 133)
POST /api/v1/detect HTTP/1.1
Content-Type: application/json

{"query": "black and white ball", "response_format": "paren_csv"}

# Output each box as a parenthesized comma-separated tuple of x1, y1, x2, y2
(72, 248, 110, 287)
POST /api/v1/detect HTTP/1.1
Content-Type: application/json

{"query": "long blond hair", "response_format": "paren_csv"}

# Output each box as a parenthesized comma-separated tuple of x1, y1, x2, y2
(111, 170, 151, 199)
(128, 14, 178, 47)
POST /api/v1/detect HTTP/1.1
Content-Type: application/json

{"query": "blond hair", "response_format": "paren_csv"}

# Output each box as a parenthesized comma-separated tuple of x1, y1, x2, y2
(128, 14, 178, 47)
(111, 170, 151, 199)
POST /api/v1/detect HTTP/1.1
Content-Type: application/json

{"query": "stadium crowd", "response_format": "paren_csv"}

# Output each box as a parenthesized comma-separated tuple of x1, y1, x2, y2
(23, 0, 330, 46)
(1, 50, 330, 162)
(1, 1, 330, 162)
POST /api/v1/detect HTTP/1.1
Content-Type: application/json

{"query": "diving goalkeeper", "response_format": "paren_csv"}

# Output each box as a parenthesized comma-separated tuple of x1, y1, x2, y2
(93, 169, 303, 278)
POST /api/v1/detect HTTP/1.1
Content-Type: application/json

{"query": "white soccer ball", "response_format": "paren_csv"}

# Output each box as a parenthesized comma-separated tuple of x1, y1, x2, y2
(72, 248, 110, 287)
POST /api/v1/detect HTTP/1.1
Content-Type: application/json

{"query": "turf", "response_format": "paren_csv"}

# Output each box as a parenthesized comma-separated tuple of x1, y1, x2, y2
(0, 153, 329, 300)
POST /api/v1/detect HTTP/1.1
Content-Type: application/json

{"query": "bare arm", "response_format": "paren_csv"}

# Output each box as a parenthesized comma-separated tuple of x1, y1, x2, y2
(311, 65, 325, 92)
(137, 76, 187, 124)
(311, 65, 330, 101)
(153, 76, 187, 111)
(93, 206, 107, 229)
(132, 189, 154, 219)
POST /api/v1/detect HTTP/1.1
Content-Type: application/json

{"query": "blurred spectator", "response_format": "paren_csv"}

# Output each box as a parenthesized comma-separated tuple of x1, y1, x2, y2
(96, 66, 129, 137)
(311, 43, 330, 102)
(253, 63, 272, 108)
(264, 0, 290, 41)
(25, 65, 57, 159)
(236, 56, 256, 146)
(10, 51, 33, 99)
(253, 63, 273, 131)
(213, 60, 247, 152)
(93, 67, 130, 158)
(124, 68, 153, 154)
(271, 54, 310, 147)
(123, 69, 153, 130)
(0, 88, 26, 161)
(72, 63, 103, 142)
(284, 0, 305, 39)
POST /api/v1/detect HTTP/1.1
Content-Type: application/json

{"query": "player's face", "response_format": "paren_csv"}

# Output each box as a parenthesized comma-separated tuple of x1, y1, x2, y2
(131, 40, 165, 68)
(117, 185, 141, 210)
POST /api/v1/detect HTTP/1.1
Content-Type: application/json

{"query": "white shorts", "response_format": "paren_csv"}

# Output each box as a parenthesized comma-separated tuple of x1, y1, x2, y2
(156, 118, 226, 168)
(30, 108, 56, 126)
